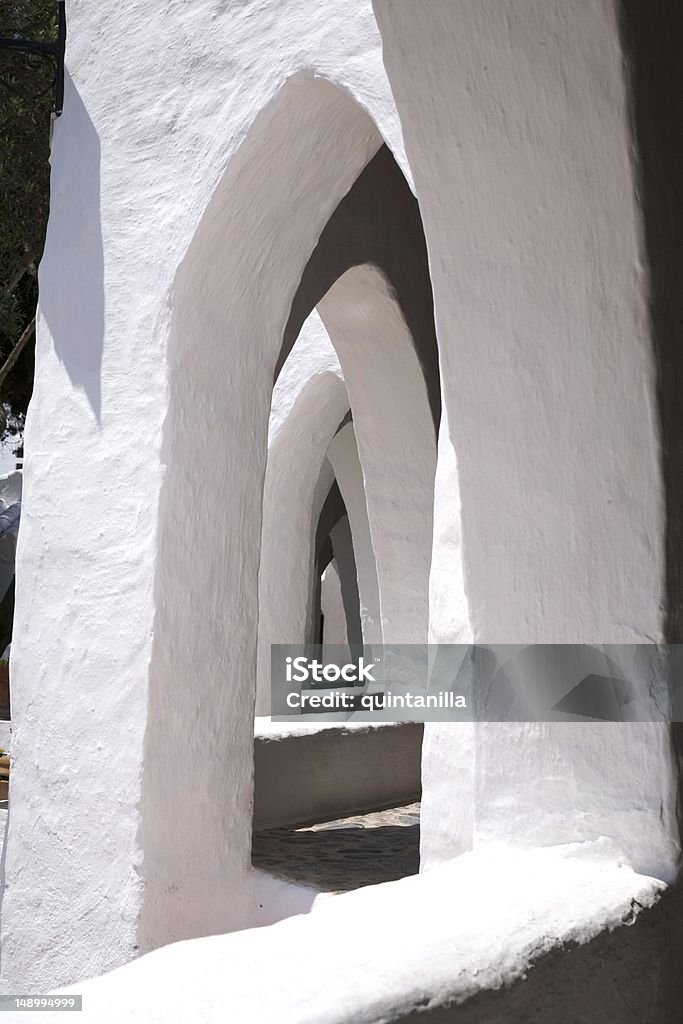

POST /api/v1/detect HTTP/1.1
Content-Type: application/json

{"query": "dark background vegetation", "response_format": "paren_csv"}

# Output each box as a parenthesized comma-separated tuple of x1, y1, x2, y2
(0, 0, 55, 448)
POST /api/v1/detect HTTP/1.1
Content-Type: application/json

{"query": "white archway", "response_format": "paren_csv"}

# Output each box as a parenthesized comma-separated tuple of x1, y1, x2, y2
(318, 266, 435, 644)
(326, 422, 382, 648)
(321, 562, 350, 651)
(140, 77, 384, 949)
(140, 75, 439, 949)
(255, 314, 350, 716)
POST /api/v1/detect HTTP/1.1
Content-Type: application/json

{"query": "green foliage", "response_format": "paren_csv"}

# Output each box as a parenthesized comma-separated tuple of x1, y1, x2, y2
(0, 1, 56, 442)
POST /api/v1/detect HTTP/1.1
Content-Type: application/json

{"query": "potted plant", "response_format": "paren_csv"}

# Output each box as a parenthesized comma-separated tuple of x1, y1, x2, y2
(0, 748, 8, 801)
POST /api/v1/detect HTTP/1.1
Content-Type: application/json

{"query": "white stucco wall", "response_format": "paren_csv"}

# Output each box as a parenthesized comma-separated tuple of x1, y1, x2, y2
(373, 0, 678, 877)
(4, 0, 681, 1000)
(17, 853, 675, 1024)
(318, 267, 435, 644)
(421, 409, 473, 866)
(2, 1, 410, 989)
(134, 75, 390, 960)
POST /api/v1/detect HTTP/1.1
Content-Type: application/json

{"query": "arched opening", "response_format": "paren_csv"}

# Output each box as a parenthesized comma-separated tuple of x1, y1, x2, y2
(311, 484, 363, 656)
(320, 561, 349, 651)
(326, 421, 381, 649)
(140, 74, 439, 948)
(254, 314, 351, 715)
(253, 262, 436, 895)
(252, 322, 427, 895)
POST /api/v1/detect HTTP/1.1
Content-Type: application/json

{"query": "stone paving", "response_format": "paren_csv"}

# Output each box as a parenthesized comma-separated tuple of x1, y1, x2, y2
(252, 802, 420, 893)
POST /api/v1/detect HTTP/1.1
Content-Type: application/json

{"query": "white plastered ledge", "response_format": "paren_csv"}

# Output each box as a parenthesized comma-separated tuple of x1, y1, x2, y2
(40, 850, 670, 1023)
(254, 716, 399, 739)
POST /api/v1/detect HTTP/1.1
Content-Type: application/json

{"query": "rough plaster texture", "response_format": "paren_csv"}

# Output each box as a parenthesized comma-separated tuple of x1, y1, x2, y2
(3, 0, 411, 984)
(373, 0, 680, 877)
(421, 409, 473, 869)
(136, 75, 390, 961)
(15, 852, 678, 1023)
(4, 0, 682, 1005)
(318, 267, 435, 644)
(254, 718, 397, 740)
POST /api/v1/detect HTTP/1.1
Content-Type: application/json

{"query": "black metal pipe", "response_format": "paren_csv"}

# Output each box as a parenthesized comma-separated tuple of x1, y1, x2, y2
(55, 0, 65, 115)
(0, 0, 66, 116)
(0, 39, 56, 56)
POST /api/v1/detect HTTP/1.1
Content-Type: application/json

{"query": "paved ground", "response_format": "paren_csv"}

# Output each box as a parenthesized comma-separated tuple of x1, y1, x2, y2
(252, 802, 420, 892)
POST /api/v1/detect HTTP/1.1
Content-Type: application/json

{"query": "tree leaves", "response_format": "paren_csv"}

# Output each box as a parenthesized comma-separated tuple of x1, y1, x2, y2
(0, 1, 55, 443)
